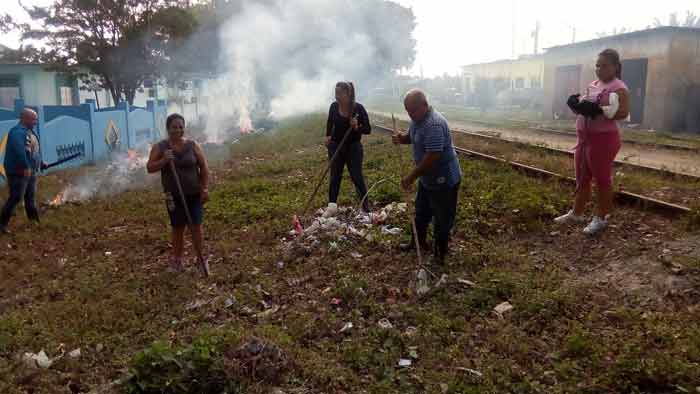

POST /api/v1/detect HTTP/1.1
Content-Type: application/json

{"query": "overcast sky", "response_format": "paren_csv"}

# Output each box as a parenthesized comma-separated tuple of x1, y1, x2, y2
(2, 0, 700, 77)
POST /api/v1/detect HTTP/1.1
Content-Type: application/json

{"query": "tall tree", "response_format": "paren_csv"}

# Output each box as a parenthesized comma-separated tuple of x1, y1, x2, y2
(9, 0, 197, 105)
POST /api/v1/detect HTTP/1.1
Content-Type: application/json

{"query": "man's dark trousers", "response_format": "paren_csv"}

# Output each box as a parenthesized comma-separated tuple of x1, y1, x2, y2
(414, 181, 460, 259)
(0, 175, 39, 228)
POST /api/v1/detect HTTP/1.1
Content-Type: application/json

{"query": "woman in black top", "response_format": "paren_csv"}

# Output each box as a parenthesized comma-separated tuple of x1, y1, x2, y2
(147, 114, 211, 276)
(324, 81, 372, 216)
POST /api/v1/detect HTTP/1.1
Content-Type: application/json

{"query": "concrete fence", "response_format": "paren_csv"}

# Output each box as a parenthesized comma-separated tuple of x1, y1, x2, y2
(0, 98, 168, 179)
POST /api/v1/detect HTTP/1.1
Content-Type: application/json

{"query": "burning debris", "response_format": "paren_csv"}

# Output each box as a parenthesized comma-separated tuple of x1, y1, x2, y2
(49, 149, 151, 207)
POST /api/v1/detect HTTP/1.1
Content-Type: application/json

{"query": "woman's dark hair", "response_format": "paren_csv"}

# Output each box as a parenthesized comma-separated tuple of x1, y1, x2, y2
(166, 113, 185, 130)
(599, 49, 622, 79)
(335, 81, 356, 110)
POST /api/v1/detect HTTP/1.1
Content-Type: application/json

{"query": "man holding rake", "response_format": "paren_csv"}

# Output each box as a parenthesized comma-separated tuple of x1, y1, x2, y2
(393, 90, 461, 265)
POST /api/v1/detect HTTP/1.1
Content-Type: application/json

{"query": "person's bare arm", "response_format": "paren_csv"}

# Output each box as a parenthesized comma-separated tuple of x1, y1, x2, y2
(146, 144, 171, 173)
(193, 142, 210, 202)
(401, 152, 441, 190)
(613, 89, 630, 120)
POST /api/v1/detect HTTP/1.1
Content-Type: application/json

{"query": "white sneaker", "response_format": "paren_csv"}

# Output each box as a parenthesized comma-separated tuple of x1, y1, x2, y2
(583, 216, 608, 236)
(554, 210, 586, 225)
(322, 203, 339, 218)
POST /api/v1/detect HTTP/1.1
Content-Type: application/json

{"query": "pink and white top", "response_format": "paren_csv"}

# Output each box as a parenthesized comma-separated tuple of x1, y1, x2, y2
(576, 78, 628, 134)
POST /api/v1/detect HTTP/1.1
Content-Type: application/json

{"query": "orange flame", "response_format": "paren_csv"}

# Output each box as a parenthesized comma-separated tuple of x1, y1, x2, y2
(50, 191, 65, 207)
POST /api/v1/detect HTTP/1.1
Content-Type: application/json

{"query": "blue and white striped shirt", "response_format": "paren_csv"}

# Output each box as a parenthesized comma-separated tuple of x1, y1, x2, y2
(409, 109, 461, 189)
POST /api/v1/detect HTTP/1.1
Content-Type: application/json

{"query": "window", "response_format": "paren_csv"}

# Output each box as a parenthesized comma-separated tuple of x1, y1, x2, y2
(57, 74, 76, 105)
(530, 77, 541, 89)
(59, 87, 74, 105)
(515, 78, 525, 89)
(0, 75, 20, 108)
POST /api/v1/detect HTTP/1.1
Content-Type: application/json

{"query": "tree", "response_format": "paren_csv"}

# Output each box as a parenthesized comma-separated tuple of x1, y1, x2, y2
(6, 0, 198, 105)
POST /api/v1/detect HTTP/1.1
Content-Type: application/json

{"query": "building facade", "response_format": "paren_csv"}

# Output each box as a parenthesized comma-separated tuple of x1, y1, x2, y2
(462, 55, 545, 109)
(543, 26, 700, 132)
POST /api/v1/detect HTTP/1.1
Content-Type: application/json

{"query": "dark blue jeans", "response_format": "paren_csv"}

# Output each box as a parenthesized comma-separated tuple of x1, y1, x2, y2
(415, 181, 460, 246)
(1, 175, 39, 228)
(328, 141, 369, 211)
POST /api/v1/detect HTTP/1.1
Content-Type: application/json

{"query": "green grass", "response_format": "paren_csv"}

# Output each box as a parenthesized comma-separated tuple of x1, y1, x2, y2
(0, 114, 698, 394)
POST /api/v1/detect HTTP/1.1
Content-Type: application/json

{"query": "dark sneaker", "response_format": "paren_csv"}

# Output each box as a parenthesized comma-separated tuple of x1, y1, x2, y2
(0, 227, 9, 235)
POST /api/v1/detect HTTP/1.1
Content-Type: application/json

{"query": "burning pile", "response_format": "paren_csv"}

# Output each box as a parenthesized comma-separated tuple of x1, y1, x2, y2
(49, 149, 150, 206)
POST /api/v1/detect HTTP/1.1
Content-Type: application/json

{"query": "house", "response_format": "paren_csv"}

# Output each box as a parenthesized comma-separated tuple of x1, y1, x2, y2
(543, 26, 700, 132)
(0, 63, 168, 110)
(462, 55, 545, 109)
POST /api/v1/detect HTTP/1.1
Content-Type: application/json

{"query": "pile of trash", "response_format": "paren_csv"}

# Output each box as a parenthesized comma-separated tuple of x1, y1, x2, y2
(283, 202, 408, 256)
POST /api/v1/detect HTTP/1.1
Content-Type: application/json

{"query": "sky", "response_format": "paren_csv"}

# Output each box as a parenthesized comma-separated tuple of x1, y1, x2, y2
(2, 0, 700, 77)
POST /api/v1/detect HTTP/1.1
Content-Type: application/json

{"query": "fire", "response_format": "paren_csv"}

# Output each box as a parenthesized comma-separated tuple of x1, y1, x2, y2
(50, 191, 65, 207)
(239, 116, 253, 134)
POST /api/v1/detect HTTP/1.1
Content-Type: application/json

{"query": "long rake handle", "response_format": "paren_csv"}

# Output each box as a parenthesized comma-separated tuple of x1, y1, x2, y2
(170, 160, 193, 225)
(392, 114, 432, 277)
(301, 123, 355, 217)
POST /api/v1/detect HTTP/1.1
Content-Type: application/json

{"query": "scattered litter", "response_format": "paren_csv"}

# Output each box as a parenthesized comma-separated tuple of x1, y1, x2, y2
(240, 306, 255, 316)
(494, 301, 514, 315)
(276, 261, 284, 269)
(350, 252, 363, 259)
(328, 241, 339, 253)
(254, 305, 280, 319)
(457, 367, 484, 378)
(224, 297, 237, 308)
(68, 348, 81, 358)
(95, 343, 104, 353)
(250, 267, 261, 276)
(185, 299, 210, 311)
(404, 327, 418, 336)
(416, 269, 430, 296)
(104, 251, 112, 257)
(381, 226, 402, 236)
(378, 318, 393, 329)
(435, 274, 448, 289)
(285, 203, 405, 253)
(22, 350, 52, 369)
(339, 322, 353, 333)
(321, 287, 332, 294)
(457, 279, 476, 287)
(408, 346, 419, 359)
(398, 358, 412, 368)
(57, 258, 67, 267)
(330, 298, 342, 306)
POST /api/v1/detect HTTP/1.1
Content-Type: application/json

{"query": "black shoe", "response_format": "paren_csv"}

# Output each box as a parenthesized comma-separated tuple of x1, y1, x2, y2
(432, 239, 449, 265)
(399, 238, 430, 253)
(0, 226, 10, 235)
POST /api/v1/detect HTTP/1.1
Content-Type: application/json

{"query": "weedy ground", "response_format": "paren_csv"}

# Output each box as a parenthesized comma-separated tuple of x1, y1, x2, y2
(0, 114, 698, 394)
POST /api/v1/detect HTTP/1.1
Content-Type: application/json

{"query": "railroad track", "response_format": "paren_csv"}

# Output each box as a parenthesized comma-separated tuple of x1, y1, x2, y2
(375, 114, 700, 182)
(453, 116, 700, 153)
(374, 124, 692, 217)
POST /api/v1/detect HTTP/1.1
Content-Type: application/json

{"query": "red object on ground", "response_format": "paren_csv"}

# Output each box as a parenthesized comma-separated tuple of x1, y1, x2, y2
(292, 215, 303, 237)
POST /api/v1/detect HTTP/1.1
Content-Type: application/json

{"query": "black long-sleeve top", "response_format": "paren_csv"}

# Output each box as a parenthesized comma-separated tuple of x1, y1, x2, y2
(326, 102, 371, 144)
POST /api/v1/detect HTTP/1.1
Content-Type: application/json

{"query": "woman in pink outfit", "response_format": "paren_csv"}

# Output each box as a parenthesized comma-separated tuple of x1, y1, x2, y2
(555, 49, 630, 235)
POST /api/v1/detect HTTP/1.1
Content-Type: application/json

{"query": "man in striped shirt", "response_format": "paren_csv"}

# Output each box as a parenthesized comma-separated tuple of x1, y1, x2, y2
(393, 89, 461, 264)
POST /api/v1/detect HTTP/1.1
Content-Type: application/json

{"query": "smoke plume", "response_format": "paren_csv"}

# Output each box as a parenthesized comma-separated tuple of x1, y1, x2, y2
(201, 0, 415, 142)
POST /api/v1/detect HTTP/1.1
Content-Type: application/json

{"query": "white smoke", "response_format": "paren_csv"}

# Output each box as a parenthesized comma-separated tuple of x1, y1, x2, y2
(49, 150, 151, 205)
(203, 0, 383, 142)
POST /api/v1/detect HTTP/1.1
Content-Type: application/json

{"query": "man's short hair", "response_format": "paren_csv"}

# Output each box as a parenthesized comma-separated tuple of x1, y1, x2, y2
(404, 89, 428, 106)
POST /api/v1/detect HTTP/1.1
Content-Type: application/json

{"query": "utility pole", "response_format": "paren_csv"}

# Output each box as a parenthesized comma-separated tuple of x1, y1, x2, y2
(572, 27, 577, 43)
(511, 0, 516, 59)
(533, 20, 540, 55)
